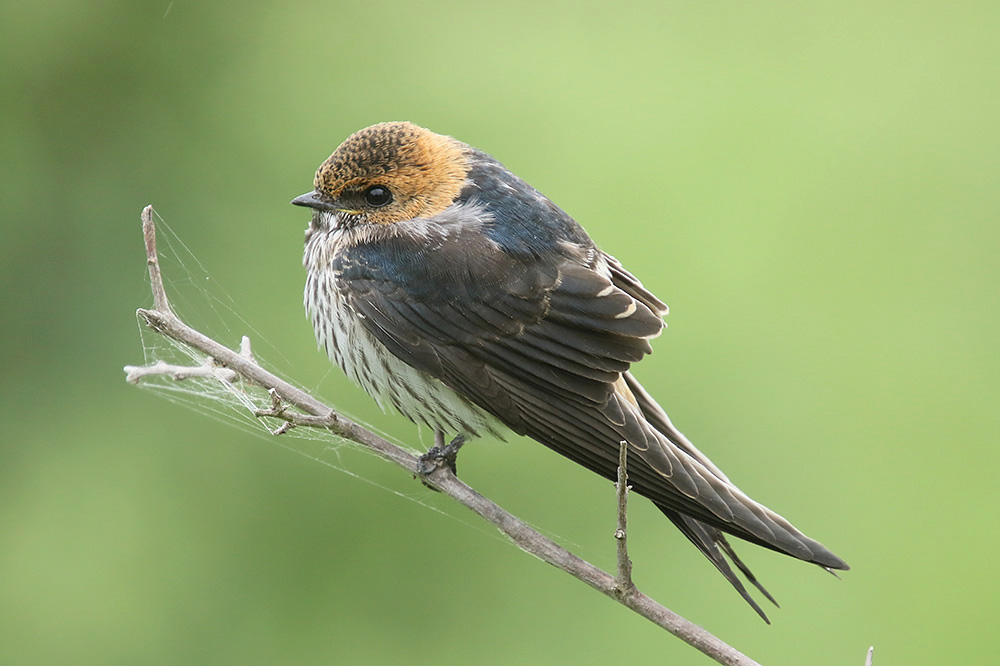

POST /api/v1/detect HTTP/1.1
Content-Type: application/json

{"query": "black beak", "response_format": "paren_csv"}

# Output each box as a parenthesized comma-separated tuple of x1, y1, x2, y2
(291, 191, 338, 212)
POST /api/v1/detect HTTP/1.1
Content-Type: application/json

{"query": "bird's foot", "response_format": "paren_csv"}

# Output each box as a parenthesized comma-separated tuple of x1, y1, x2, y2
(417, 434, 467, 488)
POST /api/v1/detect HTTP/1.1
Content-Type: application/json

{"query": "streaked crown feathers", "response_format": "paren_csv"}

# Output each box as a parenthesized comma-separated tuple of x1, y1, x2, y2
(313, 122, 471, 224)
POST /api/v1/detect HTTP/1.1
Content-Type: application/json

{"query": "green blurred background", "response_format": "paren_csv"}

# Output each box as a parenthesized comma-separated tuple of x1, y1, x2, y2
(2, 1, 998, 664)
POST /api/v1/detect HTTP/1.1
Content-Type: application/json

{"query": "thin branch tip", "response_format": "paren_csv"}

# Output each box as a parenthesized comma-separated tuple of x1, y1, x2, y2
(239, 335, 255, 361)
(615, 440, 635, 595)
(140, 204, 174, 316)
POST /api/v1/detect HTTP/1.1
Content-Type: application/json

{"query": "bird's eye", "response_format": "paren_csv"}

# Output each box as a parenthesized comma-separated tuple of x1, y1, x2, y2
(363, 185, 393, 207)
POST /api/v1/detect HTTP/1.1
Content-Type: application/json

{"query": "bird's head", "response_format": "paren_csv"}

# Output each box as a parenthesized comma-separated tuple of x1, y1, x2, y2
(292, 121, 470, 228)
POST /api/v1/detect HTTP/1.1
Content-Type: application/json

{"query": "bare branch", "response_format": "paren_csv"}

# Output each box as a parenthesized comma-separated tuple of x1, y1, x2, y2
(125, 206, 763, 666)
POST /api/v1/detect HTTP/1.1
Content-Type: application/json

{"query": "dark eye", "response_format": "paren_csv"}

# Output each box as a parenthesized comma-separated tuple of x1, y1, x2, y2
(363, 185, 392, 207)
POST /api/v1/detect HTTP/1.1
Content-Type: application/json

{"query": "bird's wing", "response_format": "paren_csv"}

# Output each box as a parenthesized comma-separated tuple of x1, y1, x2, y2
(334, 228, 846, 572)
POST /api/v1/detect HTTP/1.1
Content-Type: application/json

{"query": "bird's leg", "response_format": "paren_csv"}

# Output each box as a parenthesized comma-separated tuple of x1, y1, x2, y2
(417, 431, 467, 479)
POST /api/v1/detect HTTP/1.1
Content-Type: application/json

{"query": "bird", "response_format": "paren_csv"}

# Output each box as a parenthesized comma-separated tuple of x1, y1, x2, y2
(292, 121, 848, 621)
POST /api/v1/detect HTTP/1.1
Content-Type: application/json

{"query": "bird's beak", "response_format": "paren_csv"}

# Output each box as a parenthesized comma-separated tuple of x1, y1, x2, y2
(291, 190, 339, 212)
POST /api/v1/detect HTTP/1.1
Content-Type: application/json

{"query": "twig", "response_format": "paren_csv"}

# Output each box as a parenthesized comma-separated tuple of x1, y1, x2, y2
(125, 205, 763, 666)
(614, 440, 634, 595)
(123, 358, 237, 384)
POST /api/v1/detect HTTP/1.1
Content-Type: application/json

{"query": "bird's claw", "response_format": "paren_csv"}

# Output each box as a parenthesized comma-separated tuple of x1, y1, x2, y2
(417, 435, 467, 487)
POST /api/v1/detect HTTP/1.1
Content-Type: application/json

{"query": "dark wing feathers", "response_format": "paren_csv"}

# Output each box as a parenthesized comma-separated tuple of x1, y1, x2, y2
(337, 230, 846, 617)
(547, 264, 662, 339)
(601, 251, 669, 316)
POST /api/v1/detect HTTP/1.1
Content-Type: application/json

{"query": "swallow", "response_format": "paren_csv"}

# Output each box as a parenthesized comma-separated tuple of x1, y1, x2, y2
(293, 121, 848, 621)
